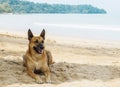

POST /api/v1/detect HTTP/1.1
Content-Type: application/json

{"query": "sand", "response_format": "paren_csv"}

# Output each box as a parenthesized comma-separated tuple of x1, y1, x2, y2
(0, 33, 120, 87)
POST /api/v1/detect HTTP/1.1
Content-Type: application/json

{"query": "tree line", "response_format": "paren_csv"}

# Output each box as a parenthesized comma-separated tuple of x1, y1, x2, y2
(0, 0, 107, 14)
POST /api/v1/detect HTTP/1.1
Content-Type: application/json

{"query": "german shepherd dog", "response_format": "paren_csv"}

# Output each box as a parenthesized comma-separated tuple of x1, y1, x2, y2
(23, 29, 54, 83)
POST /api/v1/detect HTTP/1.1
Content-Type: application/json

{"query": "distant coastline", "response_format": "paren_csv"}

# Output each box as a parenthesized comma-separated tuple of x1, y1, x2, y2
(0, 0, 107, 14)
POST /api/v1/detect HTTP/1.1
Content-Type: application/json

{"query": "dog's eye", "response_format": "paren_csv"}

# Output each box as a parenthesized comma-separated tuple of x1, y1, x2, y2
(35, 39, 38, 43)
(41, 40, 44, 43)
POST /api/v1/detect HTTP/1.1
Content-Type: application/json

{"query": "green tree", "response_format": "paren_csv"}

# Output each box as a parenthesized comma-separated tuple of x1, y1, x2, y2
(0, 0, 107, 14)
(0, 3, 12, 13)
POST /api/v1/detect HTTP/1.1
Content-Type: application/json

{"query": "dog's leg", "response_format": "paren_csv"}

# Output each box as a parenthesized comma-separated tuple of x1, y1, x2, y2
(27, 68, 43, 84)
(44, 68, 51, 83)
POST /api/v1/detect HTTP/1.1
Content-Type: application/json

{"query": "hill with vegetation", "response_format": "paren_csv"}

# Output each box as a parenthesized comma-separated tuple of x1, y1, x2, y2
(0, 0, 107, 14)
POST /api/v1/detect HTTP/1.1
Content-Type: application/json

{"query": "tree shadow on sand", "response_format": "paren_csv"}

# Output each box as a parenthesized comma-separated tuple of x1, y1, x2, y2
(0, 58, 120, 85)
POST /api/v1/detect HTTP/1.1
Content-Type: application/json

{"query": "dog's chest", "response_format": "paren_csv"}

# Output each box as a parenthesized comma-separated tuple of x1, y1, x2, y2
(34, 61, 42, 70)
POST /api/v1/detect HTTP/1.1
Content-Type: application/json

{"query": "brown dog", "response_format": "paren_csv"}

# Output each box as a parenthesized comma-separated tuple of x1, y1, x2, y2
(23, 29, 54, 83)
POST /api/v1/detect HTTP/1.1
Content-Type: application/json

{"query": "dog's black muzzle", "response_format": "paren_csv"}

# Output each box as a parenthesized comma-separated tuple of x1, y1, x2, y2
(33, 44, 44, 54)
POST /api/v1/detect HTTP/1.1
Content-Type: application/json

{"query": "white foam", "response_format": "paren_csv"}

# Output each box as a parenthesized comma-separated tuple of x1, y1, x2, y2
(35, 22, 120, 31)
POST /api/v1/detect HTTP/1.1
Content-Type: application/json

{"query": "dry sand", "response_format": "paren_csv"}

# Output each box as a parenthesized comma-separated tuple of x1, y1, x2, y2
(0, 33, 120, 87)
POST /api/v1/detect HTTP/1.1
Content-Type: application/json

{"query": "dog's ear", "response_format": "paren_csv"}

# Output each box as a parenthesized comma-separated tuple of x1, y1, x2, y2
(28, 29, 33, 40)
(40, 29, 45, 40)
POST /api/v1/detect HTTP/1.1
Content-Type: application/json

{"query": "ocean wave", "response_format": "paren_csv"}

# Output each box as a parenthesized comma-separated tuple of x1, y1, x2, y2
(35, 22, 120, 31)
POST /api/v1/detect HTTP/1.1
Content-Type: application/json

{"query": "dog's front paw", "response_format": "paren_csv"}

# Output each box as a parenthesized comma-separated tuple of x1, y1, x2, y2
(35, 75, 43, 84)
(46, 79, 52, 84)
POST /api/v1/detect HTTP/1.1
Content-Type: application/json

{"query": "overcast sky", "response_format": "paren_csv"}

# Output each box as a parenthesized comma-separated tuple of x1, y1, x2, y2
(27, 0, 120, 14)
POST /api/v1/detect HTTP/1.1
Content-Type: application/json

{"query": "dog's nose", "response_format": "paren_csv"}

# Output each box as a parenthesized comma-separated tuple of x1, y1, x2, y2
(39, 44, 44, 49)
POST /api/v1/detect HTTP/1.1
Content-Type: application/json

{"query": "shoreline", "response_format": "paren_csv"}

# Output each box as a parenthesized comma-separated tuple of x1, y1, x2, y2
(1, 24, 120, 42)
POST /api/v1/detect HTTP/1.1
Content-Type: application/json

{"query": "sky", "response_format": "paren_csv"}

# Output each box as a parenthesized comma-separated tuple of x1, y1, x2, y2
(27, 0, 120, 14)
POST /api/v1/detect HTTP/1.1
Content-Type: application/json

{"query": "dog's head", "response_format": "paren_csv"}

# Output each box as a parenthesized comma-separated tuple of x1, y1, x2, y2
(28, 29, 45, 54)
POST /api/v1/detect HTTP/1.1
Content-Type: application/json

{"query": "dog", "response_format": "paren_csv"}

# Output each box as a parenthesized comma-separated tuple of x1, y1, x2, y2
(23, 29, 54, 83)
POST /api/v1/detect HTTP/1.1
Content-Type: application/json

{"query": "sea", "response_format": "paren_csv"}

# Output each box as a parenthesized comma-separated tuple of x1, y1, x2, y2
(0, 14, 120, 41)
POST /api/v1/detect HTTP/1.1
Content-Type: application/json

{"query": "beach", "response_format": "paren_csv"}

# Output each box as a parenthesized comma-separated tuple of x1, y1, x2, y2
(0, 32, 120, 87)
